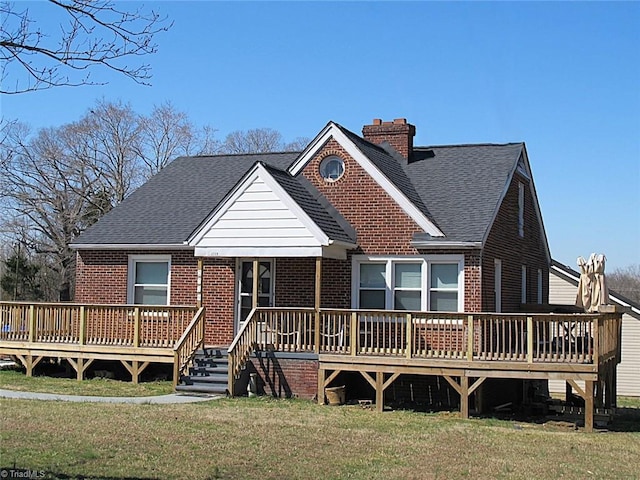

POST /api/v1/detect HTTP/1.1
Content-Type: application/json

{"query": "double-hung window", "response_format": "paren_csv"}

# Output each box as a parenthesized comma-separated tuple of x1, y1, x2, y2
(429, 263, 460, 311)
(354, 256, 463, 312)
(128, 255, 171, 305)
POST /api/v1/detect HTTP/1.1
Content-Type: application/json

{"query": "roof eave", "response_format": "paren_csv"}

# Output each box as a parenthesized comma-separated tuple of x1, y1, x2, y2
(410, 240, 482, 250)
(70, 243, 193, 250)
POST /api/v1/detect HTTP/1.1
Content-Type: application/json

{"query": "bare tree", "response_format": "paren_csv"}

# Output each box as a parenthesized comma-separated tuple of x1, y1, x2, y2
(1, 0, 171, 94)
(221, 128, 309, 154)
(284, 136, 311, 152)
(136, 101, 221, 176)
(0, 121, 96, 300)
(608, 264, 640, 304)
(73, 99, 143, 204)
(0, 99, 222, 298)
(221, 128, 284, 154)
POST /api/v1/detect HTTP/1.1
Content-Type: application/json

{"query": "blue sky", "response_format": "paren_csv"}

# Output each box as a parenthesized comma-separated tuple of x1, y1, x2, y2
(2, 1, 639, 271)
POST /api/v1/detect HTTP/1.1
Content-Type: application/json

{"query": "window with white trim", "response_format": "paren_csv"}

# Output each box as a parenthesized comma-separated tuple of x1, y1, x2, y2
(521, 265, 527, 304)
(128, 255, 171, 305)
(353, 256, 464, 312)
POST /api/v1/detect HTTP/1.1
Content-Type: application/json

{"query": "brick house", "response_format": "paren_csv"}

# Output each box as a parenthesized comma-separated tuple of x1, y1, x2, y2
(71, 118, 551, 400)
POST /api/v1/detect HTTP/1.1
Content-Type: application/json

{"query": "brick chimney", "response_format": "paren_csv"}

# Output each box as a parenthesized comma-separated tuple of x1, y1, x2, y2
(362, 118, 416, 159)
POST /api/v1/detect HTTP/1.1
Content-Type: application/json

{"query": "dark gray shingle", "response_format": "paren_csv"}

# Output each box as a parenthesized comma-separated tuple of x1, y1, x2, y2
(74, 153, 299, 245)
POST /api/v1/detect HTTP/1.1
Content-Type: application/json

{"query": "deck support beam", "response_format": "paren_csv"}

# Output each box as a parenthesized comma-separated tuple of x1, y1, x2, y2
(14, 353, 44, 377)
(121, 360, 151, 384)
(566, 378, 596, 432)
(67, 357, 94, 381)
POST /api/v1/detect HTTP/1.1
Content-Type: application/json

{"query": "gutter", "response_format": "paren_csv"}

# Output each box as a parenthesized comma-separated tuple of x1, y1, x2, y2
(69, 243, 194, 250)
(410, 240, 482, 250)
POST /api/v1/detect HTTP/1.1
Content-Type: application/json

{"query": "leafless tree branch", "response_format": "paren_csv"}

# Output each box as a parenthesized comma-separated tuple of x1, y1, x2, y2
(0, 0, 171, 93)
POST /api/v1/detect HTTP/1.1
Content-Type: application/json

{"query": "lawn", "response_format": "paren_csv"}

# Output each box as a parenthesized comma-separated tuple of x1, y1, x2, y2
(0, 369, 173, 397)
(1, 396, 639, 480)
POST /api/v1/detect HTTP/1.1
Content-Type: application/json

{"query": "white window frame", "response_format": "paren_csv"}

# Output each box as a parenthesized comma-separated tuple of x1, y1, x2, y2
(127, 254, 171, 305)
(352, 255, 464, 312)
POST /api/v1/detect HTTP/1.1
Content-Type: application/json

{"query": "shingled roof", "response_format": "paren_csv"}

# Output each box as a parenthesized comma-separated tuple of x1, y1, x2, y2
(72, 123, 526, 249)
(406, 143, 524, 243)
(73, 152, 298, 246)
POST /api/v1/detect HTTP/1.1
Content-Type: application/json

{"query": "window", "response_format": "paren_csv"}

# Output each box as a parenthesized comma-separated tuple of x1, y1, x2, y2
(319, 156, 345, 181)
(518, 182, 525, 237)
(430, 263, 459, 312)
(128, 255, 170, 305)
(354, 256, 463, 312)
(394, 263, 422, 310)
(359, 263, 386, 309)
(521, 265, 527, 304)
(537, 269, 543, 304)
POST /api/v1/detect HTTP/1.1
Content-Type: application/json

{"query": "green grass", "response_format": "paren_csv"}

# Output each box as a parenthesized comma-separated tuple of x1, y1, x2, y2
(1, 396, 639, 480)
(0, 369, 173, 397)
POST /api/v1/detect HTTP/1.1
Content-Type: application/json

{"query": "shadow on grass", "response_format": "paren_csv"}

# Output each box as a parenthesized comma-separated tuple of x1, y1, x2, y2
(473, 406, 640, 432)
(606, 407, 640, 432)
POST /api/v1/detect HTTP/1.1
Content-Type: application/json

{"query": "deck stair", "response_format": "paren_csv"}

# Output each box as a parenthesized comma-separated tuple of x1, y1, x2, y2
(176, 347, 229, 396)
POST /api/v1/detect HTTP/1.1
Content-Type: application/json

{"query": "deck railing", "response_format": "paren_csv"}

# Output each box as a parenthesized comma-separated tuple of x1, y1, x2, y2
(228, 308, 621, 366)
(0, 301, 199, 348)
(173, 306, 206, 388)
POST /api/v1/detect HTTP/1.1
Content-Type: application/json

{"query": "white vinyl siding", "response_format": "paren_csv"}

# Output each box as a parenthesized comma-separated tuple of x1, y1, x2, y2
(549, 268, 640, 397)
(200, 179, 317, 248)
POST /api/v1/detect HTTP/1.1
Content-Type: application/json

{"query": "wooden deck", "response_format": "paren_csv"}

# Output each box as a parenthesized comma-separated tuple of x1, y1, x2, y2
(229, 306, 623, 431)
(0, 301, 624, 431)
(0, 302, 205, 386)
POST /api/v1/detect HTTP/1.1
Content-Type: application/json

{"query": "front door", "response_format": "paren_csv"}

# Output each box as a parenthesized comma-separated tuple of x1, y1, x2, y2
(237, 259, 274, 331)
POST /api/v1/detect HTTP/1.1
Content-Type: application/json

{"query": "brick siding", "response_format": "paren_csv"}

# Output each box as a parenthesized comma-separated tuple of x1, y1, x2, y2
(247, 354, 318, 400)
(482, 171, 549, 312)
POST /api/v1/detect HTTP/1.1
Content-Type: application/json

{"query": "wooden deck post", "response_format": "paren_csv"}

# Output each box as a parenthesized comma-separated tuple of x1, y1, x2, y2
(585, 380, 594, 433)
(460, 375, 469, 419)
(252, 259, 259, 310)
(315, 257, 322, 354)
(466, 315, 474, 361)
(527, 316, 534, 363)
(196, 258, 204, 308)
(405, 313, 412, 359)
(173, 351, 181, 391)
(317, 368, 325, 405)
(79, 306, 86, 345)
(350, 312, 358, 356)
(133, 307, 141, 348)
(375, 371, 384, 412)
(28, 304, 36, 343)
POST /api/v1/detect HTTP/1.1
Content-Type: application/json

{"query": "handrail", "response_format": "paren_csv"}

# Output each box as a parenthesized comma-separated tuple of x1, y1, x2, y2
(227, 308, 261, 396)
(224, 308, 620, 376)
(0, 301, 199, 347)
(172, 306, 206, 389)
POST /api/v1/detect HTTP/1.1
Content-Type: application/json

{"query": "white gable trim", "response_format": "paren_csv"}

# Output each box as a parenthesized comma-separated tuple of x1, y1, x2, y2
(289, 122, 444, 237)
(188, 163, 337, 253)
